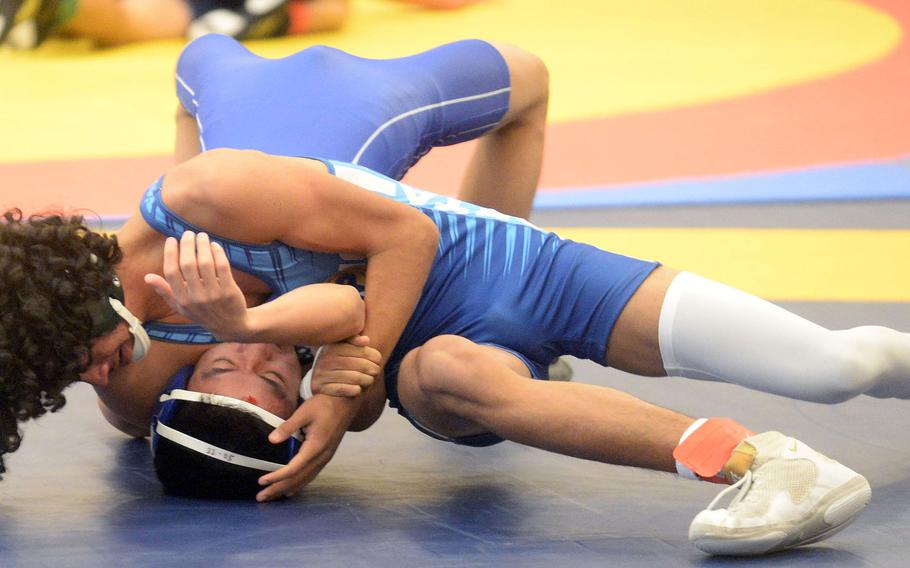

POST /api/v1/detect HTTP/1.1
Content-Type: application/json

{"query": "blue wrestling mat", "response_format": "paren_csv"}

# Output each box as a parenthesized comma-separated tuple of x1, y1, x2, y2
(2, 301, 909, 568)
(535, 158, 910, 210)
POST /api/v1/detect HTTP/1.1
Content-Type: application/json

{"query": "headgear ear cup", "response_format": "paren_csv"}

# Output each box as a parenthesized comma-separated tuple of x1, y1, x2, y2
(108, 297, 151, 362)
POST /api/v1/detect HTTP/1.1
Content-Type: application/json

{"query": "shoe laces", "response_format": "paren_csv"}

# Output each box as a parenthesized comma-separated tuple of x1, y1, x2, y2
(704, 469, 754, 511)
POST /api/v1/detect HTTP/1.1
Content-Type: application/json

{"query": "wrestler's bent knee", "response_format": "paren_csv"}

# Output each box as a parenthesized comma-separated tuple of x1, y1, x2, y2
(413, 335, 486, 398)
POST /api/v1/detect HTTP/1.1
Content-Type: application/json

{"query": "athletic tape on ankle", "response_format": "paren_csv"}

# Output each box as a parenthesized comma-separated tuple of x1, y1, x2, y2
(672, 418, 754, 481)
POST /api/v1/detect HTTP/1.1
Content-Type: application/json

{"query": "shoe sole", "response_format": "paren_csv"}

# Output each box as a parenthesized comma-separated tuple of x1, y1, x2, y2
(690, 475, 871, 556)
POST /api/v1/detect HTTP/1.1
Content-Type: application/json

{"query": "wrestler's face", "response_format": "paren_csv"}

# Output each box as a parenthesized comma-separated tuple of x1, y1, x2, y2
(80, 322, 134, 387)
(188, 343, 303, 418)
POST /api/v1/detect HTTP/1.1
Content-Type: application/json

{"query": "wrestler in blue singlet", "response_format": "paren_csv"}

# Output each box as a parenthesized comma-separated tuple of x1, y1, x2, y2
(175, 33, 511, 180)
(141, 161, 658, 446)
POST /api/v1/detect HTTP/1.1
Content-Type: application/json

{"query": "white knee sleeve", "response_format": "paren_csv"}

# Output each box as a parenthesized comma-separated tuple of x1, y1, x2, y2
(657, 272, 910, 403)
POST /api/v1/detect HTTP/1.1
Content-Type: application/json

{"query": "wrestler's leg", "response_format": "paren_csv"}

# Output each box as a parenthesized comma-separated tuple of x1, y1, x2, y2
(396, 336, 692, 472)
(457, 44, 548, 219)
(604, 267, 910, 402)
(396, 334, 871, 555)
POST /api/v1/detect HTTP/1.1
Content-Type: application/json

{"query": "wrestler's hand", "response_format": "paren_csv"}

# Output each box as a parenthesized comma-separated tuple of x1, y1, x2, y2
(256, 395, 354, 501)
(311, 335, 382, 398)
(144, 231, 252, 342)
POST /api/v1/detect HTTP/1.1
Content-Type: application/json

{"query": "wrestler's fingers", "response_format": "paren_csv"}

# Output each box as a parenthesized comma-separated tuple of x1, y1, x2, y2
(318, 383, 363, 398)
(257, 443, 325, 500)
(160, 237, 189, 305)
(211, 242, 236, 290)
(322, 370, 375, 387)
(257, 469, 318, 502)
(319, 352, 381, 377)
(331, 342, 382, 366)
(269, 407, 311, 444)
(178, 231, 205, 297)
(194, 232, 218, 285)
(257, 454, 323, 495)
(340, 360, 381, 378)
(356, 347, 383, 367)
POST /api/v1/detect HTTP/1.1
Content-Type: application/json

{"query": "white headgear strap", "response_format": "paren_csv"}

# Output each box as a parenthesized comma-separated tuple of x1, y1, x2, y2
(109, 297, 151, 362)
(158, 389, 303, 441)
(154, 421, 287, 472)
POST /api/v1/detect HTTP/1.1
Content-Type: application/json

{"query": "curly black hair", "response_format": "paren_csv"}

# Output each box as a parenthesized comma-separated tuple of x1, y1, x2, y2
(0, 209, 122, 478)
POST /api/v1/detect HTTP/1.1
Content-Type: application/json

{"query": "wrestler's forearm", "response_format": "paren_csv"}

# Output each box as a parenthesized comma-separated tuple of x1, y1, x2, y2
(360, 223, 438, 368)
(243, 284, 365, 346)
(337, 220, 438, 431)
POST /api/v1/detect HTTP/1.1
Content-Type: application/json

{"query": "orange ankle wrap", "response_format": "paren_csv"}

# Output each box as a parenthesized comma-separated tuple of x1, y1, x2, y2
(673, 418, 754, 481)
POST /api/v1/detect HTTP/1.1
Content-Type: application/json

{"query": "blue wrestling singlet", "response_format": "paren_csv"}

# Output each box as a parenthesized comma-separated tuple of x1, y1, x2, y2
(140, 161, 659, 444)
(150, 37, 657, 446)
(174, 34, 511, 181)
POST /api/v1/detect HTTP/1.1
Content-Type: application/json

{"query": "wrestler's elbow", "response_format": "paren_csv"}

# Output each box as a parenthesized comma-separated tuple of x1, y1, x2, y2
(402, 213, 440, 256)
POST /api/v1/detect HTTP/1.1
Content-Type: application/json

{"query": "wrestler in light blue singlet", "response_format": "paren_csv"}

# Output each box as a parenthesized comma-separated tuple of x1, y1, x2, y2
(140, 161, 659, 444)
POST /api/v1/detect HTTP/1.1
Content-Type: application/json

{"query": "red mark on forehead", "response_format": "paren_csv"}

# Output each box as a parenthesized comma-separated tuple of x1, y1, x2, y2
(244, 395, 258, 405)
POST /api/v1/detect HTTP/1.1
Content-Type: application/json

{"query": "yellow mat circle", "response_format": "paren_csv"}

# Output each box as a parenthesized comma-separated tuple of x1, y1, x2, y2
(0, 0, 900, 163)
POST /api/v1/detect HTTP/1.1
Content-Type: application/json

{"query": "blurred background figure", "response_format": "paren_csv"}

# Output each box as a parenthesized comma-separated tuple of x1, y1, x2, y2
(0, 0, 481, 49)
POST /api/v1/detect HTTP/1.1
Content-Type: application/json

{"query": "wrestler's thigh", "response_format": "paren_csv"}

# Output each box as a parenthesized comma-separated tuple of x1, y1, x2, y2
(604, 266, 679, 377)
(396, 337, 532, 438)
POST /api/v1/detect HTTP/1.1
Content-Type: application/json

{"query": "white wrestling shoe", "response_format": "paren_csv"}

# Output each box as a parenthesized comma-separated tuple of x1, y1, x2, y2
(689, 431, 871, 556)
